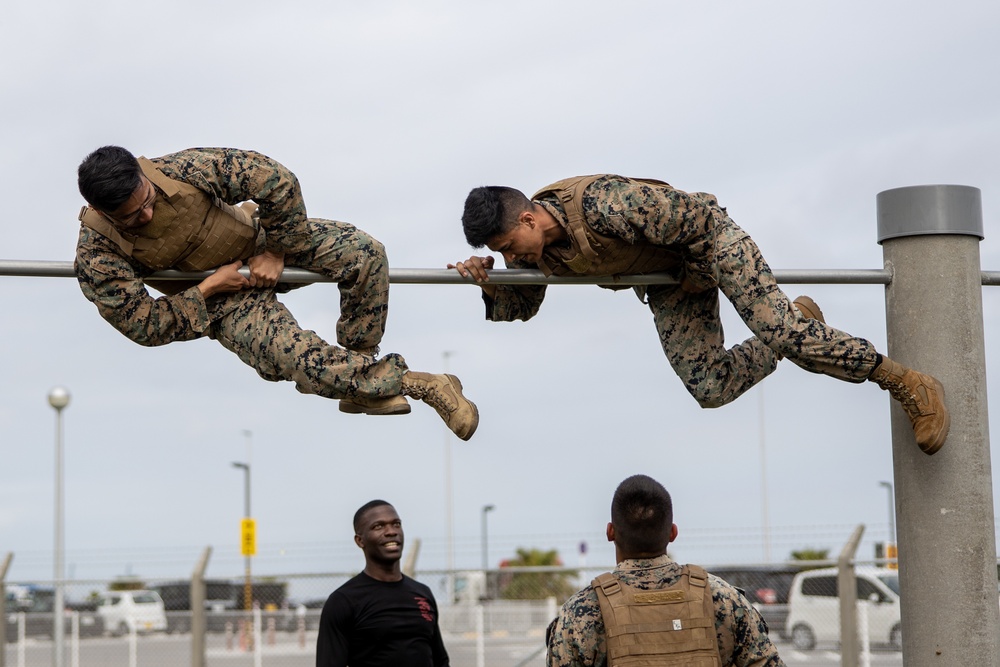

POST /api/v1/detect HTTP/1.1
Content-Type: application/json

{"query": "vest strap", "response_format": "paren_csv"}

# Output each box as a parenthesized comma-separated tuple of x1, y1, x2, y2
(79, 206, 135, 255)
(138, 157, 181, 198)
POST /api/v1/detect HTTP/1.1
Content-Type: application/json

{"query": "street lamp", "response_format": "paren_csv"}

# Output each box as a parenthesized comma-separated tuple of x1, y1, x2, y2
(48, 386, 70, 667)
(442, 351, 456, 602)
(879, 480, 897, 565)
(481, 505, 495, 571)
(231, 461, 252, 648)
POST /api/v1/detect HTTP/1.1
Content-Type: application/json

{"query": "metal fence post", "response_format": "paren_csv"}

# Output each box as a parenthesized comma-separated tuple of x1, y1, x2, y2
(837, 524, 864, 667)
(0, 553, 12, 667)
(190, 546, 212, 667)
(878, 185, 1000, 665)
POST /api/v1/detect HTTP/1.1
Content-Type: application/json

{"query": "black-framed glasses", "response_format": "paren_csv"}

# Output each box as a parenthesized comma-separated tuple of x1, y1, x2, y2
(106, 179, 157, 228)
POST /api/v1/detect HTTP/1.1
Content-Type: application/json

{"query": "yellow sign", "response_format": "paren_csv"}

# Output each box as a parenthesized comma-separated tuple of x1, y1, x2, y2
(886, 543, 898, 569)
(241, 518, 256, 556)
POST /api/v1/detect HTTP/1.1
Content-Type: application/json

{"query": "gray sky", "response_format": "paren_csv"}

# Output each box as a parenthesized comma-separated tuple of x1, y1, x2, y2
(2, 0, 999, 586)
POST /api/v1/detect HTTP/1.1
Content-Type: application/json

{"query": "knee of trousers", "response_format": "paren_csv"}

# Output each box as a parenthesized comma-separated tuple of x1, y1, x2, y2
(350, 235, 388, 280)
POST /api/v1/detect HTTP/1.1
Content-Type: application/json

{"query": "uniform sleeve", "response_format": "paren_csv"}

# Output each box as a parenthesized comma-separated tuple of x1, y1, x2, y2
(485, 258, 547, 322)
(711, 578, 786, 667)
(315, 593, 351, 667)
(583, 176, 720, 292)
(546, 590, 605, 667)
(153, 147, 311, 255)
(74, 227, 212, 346)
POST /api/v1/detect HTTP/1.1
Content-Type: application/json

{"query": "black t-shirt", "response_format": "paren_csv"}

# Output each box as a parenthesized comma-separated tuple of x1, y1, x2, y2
(316, 572, 449, 667)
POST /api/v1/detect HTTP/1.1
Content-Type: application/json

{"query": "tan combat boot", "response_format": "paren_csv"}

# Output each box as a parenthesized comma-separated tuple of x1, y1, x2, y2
(339, 395, 411, 415)
(792, 295, 825, 323)
(869, 357, 950, 455)
(338, 346, 411, 415)
(401, 372, 479, 441)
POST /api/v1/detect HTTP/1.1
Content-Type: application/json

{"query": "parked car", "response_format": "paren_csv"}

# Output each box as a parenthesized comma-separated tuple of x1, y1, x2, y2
(707, 565, 802, 638)
(150, 579, 292, 633)
(96, 590, 168, 636)
(4, 586, 104, 641)
(785, 567, 901, 651)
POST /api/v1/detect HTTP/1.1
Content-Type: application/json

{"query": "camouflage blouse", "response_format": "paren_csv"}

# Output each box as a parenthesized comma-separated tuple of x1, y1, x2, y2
(546, 555, 785, 667)
(486, 175, 725, 322)
(74, 148, 308, 346)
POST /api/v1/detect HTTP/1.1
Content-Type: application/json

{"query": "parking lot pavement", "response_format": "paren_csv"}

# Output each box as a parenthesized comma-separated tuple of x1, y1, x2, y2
(4, 630, 908, 667)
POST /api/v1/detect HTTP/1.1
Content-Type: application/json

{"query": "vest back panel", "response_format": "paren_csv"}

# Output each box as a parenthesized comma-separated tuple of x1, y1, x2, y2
(532, 175, 684, 281)
(592, 565, 723, 667)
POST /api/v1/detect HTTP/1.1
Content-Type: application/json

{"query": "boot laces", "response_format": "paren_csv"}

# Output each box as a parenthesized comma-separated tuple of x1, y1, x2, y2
(408, 378, 455, 413)
(883, 378, 924, 417)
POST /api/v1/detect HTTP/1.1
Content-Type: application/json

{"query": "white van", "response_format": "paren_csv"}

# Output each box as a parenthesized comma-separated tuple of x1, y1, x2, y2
(97, 590, 168, 636)
(785, 567, 901, 650)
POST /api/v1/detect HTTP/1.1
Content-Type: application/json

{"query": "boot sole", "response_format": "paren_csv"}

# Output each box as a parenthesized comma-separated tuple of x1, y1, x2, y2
(919, 377, 949, 455)
(793, 296, 825, 324)
(445, 374, 480, 441)
(338, 400, 411, 416)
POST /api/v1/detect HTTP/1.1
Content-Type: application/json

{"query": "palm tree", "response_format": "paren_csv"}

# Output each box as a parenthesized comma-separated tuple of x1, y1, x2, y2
(790, 548, 831, 572)
(498, 548, 578, 601)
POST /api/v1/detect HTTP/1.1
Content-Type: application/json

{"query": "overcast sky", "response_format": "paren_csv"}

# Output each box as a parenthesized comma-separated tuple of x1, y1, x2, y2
(2, 1, 999, 589)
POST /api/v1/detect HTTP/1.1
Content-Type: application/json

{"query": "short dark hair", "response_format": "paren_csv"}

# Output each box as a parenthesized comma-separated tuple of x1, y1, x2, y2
(610, 475, 673, 555)
(461, 186, 532, 247)
(78, 145, 143, 212)
(353, 499, 393, 534)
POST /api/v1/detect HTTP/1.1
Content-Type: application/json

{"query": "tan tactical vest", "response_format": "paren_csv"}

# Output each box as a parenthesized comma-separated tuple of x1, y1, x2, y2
(592, 565, 723, 667)
(78, 157, 260, 273)
(531, 175, 684, 280)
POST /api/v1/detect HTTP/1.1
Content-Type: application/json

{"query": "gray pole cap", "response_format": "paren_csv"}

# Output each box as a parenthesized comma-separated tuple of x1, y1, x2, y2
(877, 184, 983, 243)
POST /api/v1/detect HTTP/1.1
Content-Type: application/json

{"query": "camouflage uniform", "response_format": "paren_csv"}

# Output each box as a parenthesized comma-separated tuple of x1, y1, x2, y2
(75, 148, 408, 399)
(546, 555, 785, 667)
(486, 175, 879, 407)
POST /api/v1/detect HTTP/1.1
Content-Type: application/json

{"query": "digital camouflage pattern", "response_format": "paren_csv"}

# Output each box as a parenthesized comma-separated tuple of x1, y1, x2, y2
(484, 175, 878, 407)
(74, 148, 408, 398)
(546, 555, 785, 667)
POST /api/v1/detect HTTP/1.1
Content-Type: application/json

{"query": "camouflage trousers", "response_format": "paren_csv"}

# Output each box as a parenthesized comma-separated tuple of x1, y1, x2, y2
(647, 217, 879, 408)
(210, 219, 409, 399)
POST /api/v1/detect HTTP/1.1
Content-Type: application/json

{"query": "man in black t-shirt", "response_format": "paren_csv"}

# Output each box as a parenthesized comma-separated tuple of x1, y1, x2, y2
(316, 500, 449, 667)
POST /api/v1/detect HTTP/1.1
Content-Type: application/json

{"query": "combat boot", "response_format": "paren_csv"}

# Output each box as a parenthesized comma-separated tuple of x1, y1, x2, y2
(792, 295, 825, 323)
(401, 372, 479, 441)
(339, 395, 411, 415)
(869, 357, 950, 455)
(338, 346, 411, 415)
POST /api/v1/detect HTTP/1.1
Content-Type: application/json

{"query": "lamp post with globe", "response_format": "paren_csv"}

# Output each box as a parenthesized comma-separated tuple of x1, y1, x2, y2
(48, 386, 70, 667)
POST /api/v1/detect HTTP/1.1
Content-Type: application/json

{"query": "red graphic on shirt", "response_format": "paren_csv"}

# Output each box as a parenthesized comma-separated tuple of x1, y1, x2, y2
(414, 596, 434, 622)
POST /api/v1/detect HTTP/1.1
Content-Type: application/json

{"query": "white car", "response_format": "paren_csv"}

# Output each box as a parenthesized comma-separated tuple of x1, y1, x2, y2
(785, 567, 901, 651)
(97, 590, 168, 636)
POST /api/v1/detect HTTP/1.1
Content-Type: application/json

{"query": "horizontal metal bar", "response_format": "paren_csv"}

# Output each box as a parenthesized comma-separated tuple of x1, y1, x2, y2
(0, 260, 901, 285)
(17, 259, 1000, 286)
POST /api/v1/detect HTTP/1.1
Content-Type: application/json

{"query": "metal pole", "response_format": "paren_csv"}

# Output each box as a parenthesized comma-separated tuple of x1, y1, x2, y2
(878, 481, 895, 557)
(0, 260, 898, 286)
(481, 505, 495, 571)
(877, 185, 999, 665)
(232, 460, 252, 650)
(442, 351, 455, 603)
(837, 524, 865, 667)
(190, 546, 211, 667)
(242, 430, 253, 635)
(0, 552, 12, 667)
(758, 389, 771, 561)
(48, 387, 70, 667)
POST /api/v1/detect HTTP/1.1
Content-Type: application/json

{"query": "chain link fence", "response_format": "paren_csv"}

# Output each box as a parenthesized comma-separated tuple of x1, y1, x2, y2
(4, 559, 963, 667)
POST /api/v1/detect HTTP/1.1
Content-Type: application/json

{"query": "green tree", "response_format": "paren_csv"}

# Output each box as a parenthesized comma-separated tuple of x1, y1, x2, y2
(108, 577, 146, 591)
(498, 548, 578, 601)
(790, 548, 830, 571)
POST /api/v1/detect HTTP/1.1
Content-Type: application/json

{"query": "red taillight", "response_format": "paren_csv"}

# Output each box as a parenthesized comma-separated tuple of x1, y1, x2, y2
(757, 588, 778, 604)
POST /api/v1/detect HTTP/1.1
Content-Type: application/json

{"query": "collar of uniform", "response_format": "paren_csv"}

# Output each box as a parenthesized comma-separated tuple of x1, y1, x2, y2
(615, 554, 674, 573)
(535, 197, 568, 229)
